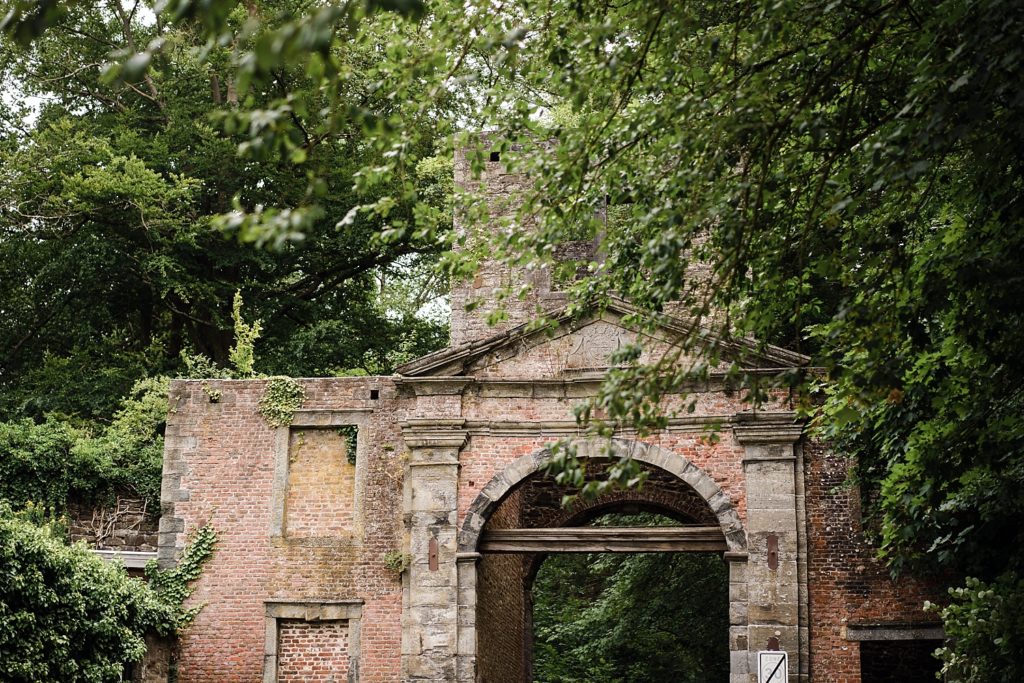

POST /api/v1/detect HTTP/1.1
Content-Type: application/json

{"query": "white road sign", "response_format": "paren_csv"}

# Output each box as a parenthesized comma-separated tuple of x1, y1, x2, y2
(757, 650, 788, 683)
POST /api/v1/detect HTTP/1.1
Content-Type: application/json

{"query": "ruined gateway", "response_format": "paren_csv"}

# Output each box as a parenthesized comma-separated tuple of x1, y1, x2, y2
(158, 148, 943, 682)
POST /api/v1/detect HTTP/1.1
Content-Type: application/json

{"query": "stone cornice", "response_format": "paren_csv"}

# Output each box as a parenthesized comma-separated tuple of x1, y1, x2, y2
(400, 418, 470, 450)
(462, 415, 735, 437)
(396, 372, 823, 400)
(731, 411, 804, 445)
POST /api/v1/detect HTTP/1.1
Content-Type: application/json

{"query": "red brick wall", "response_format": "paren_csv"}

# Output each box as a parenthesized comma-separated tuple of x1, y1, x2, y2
(804, 441, 945, 682)
(165, 378, 404, 683)
(519, 462, 720, 527)
(477, 488, 528, 683)
(457, 431, 750, 530)
(164, 369, 942, 683)
(277, 620, 349, 682)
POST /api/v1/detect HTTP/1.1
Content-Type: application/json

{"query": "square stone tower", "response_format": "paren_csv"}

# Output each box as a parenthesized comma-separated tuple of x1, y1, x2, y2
(449, 140, 601, 347)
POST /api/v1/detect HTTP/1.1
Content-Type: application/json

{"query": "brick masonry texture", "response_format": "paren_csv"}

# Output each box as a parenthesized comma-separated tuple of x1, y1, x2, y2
(457, 432, 750, 530)
(277, 620, 350, 683)
(161, 365, 943, 681)
(476, 489, 527, 683)
(804, 440, 944, 682)
(163, 377, 403, 683)
(285, 429, 356, 538)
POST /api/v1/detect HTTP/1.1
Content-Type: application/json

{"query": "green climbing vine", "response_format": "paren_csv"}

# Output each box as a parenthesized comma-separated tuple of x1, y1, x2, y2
(258, 377, 306, 428)
(338, 425, 358, 465)
(146, 523, 218, 630)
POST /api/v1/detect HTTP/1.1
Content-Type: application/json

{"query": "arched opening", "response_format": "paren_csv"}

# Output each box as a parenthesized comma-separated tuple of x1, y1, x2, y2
(463, 443, 741, 683)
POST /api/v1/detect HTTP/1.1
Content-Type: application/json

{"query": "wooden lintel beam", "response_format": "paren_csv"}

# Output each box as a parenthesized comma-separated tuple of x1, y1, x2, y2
(478, 526, 728, 553)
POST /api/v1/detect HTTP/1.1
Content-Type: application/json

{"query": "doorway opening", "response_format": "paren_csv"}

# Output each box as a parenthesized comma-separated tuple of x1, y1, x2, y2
(471, 457, 734, 682)
(530, 513, 730, 683)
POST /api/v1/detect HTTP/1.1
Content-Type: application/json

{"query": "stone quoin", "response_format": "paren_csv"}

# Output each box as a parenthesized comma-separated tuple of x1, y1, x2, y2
(159, 146, 944, 682)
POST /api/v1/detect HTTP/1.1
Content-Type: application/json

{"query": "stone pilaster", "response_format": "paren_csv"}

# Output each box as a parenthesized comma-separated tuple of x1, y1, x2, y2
(455, 552, 481, 683)
(733, 413, 806, 683)
(401, 419, 468, 682)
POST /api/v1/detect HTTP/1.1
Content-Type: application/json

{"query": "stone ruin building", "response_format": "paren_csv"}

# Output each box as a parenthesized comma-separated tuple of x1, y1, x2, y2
(155, 146, 946, 682)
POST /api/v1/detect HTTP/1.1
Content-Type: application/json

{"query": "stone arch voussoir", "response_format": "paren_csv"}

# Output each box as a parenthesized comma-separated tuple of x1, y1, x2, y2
(458, 437, 746, 552)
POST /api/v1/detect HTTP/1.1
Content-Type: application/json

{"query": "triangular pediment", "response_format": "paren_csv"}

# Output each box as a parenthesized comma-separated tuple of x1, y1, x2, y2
(397, 300, 809, 380)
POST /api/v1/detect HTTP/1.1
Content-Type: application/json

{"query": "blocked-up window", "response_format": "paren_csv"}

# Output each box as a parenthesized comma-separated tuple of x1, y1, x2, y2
(264, 601, 363, 683)
(277, 620, 349, 683)
(284, 428, 356, 538)
(269, 411, 367, 540)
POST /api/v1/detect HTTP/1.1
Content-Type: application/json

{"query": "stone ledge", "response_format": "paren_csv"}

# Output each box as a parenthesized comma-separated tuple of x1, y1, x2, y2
(91, 549, 158, 569)
(462, 415, 735, 436)
(844, 624, 945, 641)
(265, 600, 364, 621)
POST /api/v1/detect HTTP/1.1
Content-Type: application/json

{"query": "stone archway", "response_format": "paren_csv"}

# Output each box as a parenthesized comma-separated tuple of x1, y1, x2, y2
(458, 438, 747, 553)
(454, 438, 750, 683)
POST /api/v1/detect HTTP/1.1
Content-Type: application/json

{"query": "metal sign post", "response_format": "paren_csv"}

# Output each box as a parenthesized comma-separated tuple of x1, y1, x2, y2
(757, 650, 788, 683)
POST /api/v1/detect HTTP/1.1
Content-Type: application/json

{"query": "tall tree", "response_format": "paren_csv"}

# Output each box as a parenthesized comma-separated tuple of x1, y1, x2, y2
(0, 0, 451, 420)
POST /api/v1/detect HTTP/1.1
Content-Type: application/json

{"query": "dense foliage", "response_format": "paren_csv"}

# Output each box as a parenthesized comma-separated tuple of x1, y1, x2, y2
(0, 507, 172, 682)
(926, 574, 1024, 683)
(533, 551, 729, 683)
(0, 377, 168, 510)
(0, 506, 217, 682)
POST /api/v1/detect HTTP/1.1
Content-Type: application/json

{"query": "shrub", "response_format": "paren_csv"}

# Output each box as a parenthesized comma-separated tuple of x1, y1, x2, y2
(0, 377, 168, 513)
(928, 573, 1024, 682)
(0, 508, 174, 682)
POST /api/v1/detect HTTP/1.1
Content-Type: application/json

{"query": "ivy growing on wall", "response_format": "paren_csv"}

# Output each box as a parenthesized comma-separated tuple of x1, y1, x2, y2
(258, 377, 306, 428)
(338, 425, 358, 465)
(146, 523, 219, 630)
